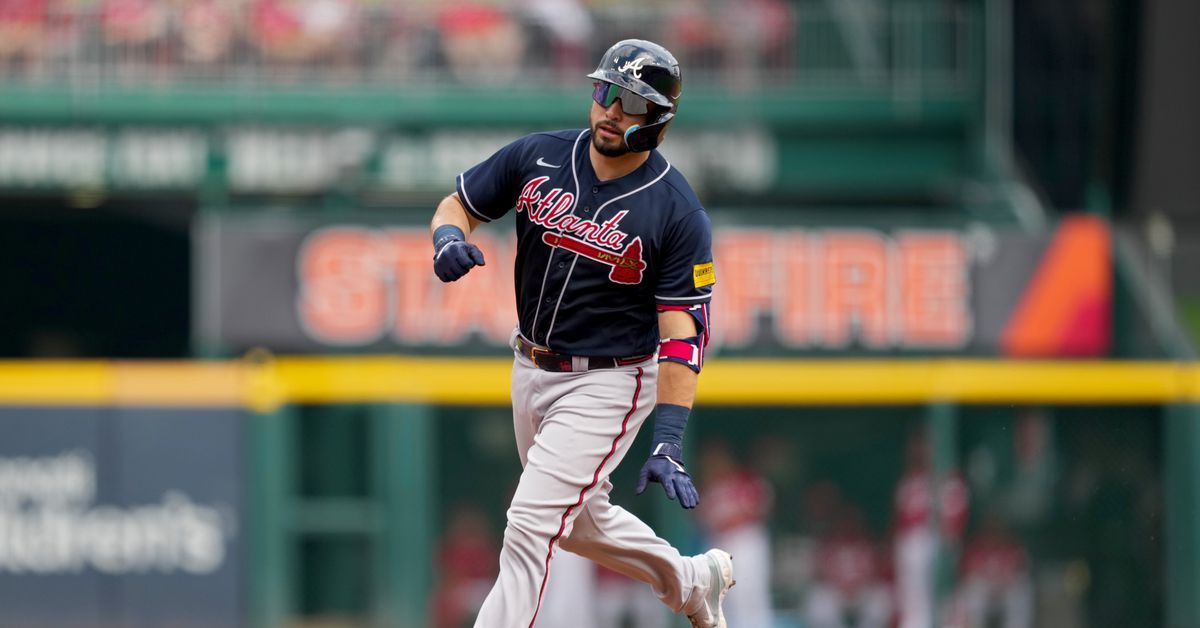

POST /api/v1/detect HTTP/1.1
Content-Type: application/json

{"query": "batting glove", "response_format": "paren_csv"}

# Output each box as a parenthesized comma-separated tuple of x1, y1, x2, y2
(636, 443, 700, 509)
(433, 236, 485, 282)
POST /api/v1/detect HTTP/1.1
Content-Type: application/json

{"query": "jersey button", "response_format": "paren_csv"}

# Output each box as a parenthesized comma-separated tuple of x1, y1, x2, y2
(544, 297, 554, 303)
(592, 186, 599, 194)
(557, 262, 566, 269)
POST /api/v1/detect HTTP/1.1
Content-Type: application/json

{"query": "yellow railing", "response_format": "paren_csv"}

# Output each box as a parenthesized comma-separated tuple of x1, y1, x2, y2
(1, 358, 1197, 410)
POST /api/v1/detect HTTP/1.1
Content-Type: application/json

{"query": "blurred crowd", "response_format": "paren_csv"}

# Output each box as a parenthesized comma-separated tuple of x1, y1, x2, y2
(0, 0, 796, 84)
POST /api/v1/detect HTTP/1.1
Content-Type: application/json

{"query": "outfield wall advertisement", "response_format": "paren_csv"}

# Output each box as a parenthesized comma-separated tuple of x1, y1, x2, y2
(198, 214, 1111, 357)
(0, 125, 773, 198)
(0, 408, 243, 627)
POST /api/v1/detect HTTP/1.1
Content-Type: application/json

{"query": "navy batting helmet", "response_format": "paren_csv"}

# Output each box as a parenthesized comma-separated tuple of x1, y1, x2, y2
(587, 39, 682, 152)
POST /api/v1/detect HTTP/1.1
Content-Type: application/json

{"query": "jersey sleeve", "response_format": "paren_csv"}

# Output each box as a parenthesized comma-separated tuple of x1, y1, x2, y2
(454, 136, 531, 222)
(655, 209, 715, 306)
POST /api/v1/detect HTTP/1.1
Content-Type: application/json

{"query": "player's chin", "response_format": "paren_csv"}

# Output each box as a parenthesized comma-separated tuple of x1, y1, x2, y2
(592, 134, 629, 157)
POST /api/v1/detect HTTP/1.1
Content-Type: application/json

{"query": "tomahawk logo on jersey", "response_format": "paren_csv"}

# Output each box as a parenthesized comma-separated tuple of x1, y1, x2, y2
(456, 128, 714, 357)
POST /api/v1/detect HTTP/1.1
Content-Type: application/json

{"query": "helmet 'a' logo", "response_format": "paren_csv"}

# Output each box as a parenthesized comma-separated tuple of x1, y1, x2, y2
(616, 56, 649, 79)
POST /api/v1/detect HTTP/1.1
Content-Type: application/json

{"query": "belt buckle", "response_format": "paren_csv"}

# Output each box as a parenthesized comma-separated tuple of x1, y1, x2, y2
(529, 345, 552, 364)
(529, 346, 569, 371)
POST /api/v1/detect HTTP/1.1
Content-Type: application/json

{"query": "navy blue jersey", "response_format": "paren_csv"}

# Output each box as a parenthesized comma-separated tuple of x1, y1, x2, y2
(456, 129, 715, 357)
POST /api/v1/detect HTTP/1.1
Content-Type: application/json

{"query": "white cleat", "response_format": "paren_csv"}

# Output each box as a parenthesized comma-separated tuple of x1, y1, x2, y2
(688, 549, 735, 628)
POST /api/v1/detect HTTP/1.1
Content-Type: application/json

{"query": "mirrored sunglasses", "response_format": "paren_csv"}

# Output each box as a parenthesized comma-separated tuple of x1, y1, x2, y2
(591, 81, 653, 115)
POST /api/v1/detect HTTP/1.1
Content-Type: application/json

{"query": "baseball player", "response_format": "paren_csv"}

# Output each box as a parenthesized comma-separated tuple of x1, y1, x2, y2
(893, 428, 969, 628)
(696, 442, 775, 627)
(429, 39, 734, 628)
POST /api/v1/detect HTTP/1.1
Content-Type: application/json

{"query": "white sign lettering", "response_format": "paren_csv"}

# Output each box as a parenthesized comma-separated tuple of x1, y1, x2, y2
(0, 452, 233, 575)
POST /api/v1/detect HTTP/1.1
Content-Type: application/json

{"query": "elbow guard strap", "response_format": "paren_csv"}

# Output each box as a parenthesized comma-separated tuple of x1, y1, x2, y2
(656, 303, 710, 344)
(658, 336, 704, 373)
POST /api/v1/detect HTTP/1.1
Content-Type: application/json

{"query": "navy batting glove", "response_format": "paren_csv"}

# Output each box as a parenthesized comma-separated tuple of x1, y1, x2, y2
(433, 233, 486, 283)
(635, 443, 700, 509)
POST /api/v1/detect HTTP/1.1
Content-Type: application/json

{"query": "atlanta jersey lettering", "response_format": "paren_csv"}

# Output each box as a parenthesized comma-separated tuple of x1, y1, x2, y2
(456, 129, 714, 356)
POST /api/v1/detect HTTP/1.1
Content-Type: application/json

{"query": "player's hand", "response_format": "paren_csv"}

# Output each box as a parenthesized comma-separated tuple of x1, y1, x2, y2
(635, 443, 699, 509)
(433, 239, 486, 282)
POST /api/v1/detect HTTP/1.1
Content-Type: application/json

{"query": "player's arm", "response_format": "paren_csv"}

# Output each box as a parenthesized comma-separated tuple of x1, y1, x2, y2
(636, 208, 713, 510)
(636, 308, 707, 510)
(435, 132, 531, 280)
(430, 193, 487, 282)
(431, 192, 484, 237)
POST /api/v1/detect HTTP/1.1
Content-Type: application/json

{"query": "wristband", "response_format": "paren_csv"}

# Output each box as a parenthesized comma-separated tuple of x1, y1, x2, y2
(433, 224, 466, 253)
(651, 403, 690, 447)
(651, 442, 684, 459)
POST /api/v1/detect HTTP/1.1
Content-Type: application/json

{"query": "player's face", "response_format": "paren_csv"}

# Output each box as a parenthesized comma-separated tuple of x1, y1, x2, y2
(589, 83, 651, 157)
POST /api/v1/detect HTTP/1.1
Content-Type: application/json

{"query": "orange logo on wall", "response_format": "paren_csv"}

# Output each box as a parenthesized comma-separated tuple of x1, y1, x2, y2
(1000, 214, 1111, 357)
(295, 227, 972, 349)
(297, 227, 518, 346)
(714, 229, 971, 349)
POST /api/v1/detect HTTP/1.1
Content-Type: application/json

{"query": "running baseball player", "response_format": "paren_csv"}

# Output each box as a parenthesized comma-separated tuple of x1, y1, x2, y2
(429, 39, 734, 628)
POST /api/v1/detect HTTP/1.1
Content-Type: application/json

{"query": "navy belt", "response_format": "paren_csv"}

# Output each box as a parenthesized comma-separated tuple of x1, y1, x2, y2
(515, 335, 651, 372)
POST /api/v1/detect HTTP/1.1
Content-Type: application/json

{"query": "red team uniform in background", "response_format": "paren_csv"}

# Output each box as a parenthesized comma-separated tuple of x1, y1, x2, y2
(955, 517, 1033, 628)
(893, 468, 969, 628)
(697, 447, 774, 628)
(806, 505, 892, 628)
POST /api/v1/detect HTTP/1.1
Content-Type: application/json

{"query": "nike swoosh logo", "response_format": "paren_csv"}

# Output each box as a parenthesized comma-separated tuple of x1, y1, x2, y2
(536, 158, 561, 168)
